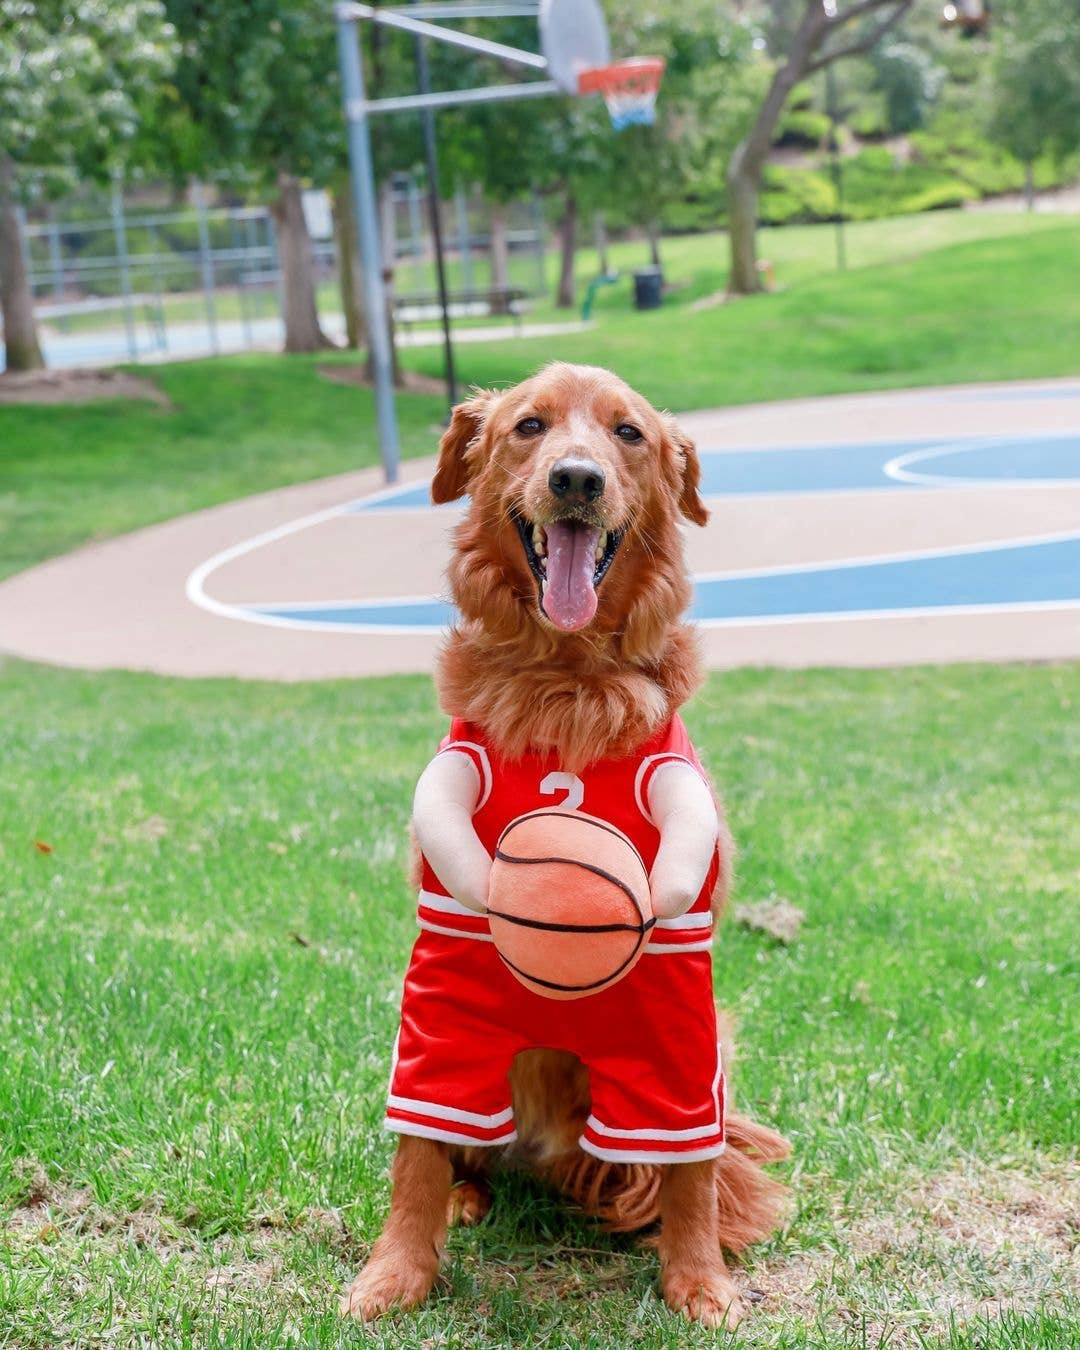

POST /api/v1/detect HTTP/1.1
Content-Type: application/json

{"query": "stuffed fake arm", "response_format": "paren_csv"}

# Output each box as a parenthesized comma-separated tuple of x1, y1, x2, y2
(412, 751, 491, 914)
(646, 762, 720, 920)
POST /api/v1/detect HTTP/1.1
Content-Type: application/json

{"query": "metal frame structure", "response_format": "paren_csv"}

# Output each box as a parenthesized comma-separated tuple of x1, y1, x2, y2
(335, 0, 575, 481)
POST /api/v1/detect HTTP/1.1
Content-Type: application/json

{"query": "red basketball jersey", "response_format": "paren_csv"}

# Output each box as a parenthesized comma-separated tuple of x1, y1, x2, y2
(416, 714, 719, 952)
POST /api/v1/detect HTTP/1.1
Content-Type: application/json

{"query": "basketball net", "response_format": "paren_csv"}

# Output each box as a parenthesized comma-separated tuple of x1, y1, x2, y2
(578, 58, 665, 131)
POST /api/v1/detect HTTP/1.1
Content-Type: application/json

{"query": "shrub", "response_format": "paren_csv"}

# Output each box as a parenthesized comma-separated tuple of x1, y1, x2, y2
(773, 109, 831, 148)
(758, 165, 838, 223)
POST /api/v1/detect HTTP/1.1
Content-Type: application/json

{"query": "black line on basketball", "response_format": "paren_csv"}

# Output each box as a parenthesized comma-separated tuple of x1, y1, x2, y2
(493, 849, 646, 920)
(486, 907, 645, 935)
(496, 932, 648, 993)
(496, 809, 647, 872)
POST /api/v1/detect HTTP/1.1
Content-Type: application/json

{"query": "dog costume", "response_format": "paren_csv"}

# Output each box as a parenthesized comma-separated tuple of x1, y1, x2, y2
(386, 714, 726, 1164)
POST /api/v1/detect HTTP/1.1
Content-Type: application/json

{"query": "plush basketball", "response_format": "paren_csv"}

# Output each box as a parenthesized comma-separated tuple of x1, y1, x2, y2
(487, 809, 654, 1000)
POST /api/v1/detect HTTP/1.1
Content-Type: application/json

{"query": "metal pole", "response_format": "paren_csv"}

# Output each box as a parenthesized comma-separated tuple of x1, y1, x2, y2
(455, 186, 473, 293)
(407, 175, 425, 292)
(110, 173, 138, 361)
(825, 63, 846, 273)
(231, 211, 254, 347)
(336, 9, 400, 481)
(531, 187, 546, 294)
(47, 206, 67, 330)
(194, 184, 220, 353)
(413, 0, 458, 409)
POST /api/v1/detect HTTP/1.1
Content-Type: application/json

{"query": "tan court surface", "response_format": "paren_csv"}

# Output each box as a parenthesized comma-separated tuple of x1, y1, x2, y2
(0, 379, 1077, 681)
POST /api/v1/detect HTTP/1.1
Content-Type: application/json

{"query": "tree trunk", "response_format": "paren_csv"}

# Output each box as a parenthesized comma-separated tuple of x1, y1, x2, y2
(0, 156, 44, 373)
(270, 170, 333, 353)
(488, 200, 511, 315)
(594, 212, 610, 275)
(725, 3, 828, 295)
(646, 219, 662, 269)
(1023, 161, 1035, 212)
(556, 189, 577, 310)
(332, 174, 366, 351)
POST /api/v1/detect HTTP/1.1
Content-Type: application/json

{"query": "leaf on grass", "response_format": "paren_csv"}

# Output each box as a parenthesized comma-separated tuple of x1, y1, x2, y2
(734, 898, 805, 944)
(288, 931, 311, 947)
(34, 840, 53, 853)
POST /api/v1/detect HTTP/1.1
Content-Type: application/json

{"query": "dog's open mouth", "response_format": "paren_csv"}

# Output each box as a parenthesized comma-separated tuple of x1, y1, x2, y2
(514, 514, 623, 632)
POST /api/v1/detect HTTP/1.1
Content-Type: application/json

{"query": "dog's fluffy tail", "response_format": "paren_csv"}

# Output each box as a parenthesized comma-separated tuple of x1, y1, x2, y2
(539, 1110, 790, 1247)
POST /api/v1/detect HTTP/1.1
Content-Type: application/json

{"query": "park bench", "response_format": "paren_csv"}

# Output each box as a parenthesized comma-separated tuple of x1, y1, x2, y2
(392, 286, 529, 336)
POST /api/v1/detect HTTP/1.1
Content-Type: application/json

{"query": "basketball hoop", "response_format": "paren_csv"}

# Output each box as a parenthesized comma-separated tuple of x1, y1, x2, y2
(578, 58, 666, 131)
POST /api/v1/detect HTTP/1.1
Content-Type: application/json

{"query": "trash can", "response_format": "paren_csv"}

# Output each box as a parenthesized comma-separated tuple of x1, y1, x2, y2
(632, 266, 663, 311)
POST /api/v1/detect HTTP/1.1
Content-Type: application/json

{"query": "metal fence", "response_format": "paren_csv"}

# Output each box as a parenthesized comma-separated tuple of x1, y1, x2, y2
(19, 179, 548, 368)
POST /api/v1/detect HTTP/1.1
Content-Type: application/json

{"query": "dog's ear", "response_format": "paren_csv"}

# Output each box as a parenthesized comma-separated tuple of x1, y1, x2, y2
(663, 415, 709, 526)
(431, 391, 495, 504)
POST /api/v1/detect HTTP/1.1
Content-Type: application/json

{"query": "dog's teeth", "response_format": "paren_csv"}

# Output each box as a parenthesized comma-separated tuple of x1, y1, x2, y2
(532, 524, 546, 556)
(595, 531, 607, 562)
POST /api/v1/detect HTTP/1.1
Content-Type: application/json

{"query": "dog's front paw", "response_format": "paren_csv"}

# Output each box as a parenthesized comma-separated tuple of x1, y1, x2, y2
(340, 1254, 438, 1320)
(662, 1268, 747, 1331)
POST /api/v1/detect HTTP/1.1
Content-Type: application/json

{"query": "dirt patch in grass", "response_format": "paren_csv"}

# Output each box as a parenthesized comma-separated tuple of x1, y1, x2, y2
(746, 1157, 1079, 1345)
(0, 368, 171, 407)
(735, 897, 806, 944)
(317, 363, 445, 397)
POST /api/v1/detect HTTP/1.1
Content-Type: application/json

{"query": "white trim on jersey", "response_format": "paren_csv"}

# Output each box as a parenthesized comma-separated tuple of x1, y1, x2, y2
(438, 740, 493, 811)
(387, 1094, 514, 1128)
(578, 1137, 727, 1165)
(643, 938, 714, 953)
(417, 888, 485, 918)
(417, 918, 495, 942)
(584, 1114, 720, 1141)
(633, 753, 700, 825)
(654, 911, 714, 930)
(385, 1118, 518, 1148)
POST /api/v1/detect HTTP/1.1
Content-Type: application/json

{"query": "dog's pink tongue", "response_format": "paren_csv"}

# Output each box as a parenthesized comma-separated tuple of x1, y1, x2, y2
(542, 522, 601, 631)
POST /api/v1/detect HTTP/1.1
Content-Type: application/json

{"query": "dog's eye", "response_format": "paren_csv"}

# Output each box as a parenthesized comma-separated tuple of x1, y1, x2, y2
(515, 417, 545, 436)
(615, 423, 643, 443)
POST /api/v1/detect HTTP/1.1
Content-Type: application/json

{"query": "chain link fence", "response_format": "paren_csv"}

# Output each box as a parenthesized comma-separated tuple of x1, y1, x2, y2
(17, 180, 548, 368)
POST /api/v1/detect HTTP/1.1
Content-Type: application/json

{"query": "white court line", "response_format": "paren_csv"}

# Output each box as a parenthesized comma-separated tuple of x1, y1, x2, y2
(883, 432, 1080, 489)
(690, 526, 1080, 585)
(219, 527, 1080, 636)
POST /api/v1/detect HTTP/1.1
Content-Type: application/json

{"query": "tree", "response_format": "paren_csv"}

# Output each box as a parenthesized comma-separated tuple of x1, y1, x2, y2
(0, 1, 175, 373)
(986, 0, 1080, 209)
(726, 0, 915, 296)
(161, 0, 355, 352)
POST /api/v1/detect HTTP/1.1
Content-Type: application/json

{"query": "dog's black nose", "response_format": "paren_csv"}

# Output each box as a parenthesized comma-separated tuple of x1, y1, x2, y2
(548, 458, 606, 503)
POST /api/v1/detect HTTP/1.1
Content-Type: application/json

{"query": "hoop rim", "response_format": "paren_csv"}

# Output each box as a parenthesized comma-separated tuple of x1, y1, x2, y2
(577, 56, 665, 96)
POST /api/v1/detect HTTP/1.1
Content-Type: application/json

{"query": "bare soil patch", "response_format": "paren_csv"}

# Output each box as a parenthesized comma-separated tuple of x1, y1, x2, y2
(0, 367, 171, 407)
(317, 363, 445, 397)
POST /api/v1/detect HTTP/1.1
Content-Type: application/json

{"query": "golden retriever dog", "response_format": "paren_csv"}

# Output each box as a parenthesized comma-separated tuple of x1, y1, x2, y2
(342, 362, 789, 1328)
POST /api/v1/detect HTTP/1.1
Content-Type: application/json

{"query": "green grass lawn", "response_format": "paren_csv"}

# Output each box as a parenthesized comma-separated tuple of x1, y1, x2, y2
(1, 659, 1076, 1347)
(3, 214, 1078, 583)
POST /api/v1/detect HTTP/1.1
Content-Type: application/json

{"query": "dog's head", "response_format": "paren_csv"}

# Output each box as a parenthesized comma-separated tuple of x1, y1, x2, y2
(433, 363, 707, 640)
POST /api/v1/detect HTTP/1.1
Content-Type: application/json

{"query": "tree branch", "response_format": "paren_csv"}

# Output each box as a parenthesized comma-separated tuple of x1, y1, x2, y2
(826, 0, 904, 30)
(807, 0, 914, 73)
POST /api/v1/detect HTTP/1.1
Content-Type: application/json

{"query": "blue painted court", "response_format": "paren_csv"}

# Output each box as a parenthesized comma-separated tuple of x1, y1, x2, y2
(231, 430, 1080, 634)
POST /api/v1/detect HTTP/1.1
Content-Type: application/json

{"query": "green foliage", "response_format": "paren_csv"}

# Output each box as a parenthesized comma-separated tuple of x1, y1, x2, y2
(773, 109, 831, 149)
(848, 103, 889, 140)
(159, 1, 372, 187)
(0, 1, 175, 191)
(986, 0, 1080, 167)
(759, 164, 837, 223)
(870, 40, 945, 134)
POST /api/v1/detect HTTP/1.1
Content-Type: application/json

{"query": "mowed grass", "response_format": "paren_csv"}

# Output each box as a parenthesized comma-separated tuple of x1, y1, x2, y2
(1, 658, 1077, 1347)
(404, 221, 1080, 409)
(3, 214, 1079, 583)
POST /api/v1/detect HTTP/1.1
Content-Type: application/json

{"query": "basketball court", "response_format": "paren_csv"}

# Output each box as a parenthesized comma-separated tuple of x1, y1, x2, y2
(1, 378, 1077, 680)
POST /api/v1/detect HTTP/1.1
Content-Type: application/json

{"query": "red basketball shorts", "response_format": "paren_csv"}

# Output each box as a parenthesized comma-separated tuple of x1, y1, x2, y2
(385, 929, 725, 1163)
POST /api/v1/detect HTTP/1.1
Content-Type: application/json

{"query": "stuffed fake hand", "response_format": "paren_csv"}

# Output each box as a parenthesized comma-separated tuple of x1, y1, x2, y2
(412, 751, 490, 913)
(646, 762, 720, 920)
